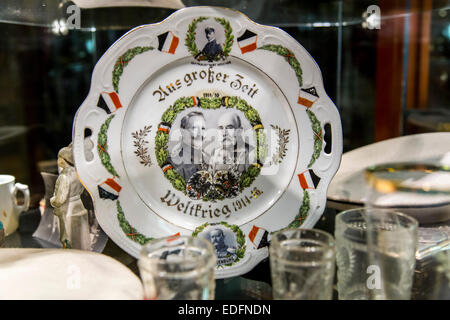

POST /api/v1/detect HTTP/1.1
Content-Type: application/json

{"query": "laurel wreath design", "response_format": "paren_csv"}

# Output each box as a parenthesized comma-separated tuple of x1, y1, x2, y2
(271, 124, 290, 165)
(116, 200, 153, 245)
(112, 46, 153, 92)
(192, 221, 246, 267)
(132, 125, 152, 167)
(98, 115, 120, 178)
(257, 45, 322, 168)
(96, 21, 326, 253)
(287, 189, 310, 228)
(185, 16, 234, 60)
(306, 109, 323, 168)
(271, 189, 310, 234)
(191, 222, 210, 237)
(258, 44, 303, 87)
(155, 96, 265, 198)
(98, 117, 153, 244)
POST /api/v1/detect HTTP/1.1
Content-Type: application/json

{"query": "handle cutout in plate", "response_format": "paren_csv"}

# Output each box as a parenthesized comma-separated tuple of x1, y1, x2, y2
(84, 128, 92, 137)
(84, 127, 95, 162)
(324, 123, 332, 155)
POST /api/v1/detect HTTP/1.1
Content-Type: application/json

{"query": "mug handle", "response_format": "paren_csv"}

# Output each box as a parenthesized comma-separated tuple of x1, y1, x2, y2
(12, 183, 30, 214)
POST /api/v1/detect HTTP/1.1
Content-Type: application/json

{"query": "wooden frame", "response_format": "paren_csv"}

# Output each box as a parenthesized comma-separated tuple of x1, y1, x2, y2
(375, 0, 431, 141)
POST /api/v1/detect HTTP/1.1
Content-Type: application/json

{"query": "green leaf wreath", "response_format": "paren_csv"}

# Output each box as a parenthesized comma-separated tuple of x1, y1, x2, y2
(185, 16, 234, 61)
(221, 221, 246, 263)
(98, 115, 120, 178)
(191, 222, 210, 237)
(258, 45, 323, 168)
(112, 46, 154, 92)
(214, 17, 234, 57)
(192, 221, 246, 267)
(306, 109, 323, 168)
(287, 189, 310, 228)
(271, 189, 310, 234)
(117, 200, 153, 245)
(258, 44, 303, 87)
(155, 96, 266, 198)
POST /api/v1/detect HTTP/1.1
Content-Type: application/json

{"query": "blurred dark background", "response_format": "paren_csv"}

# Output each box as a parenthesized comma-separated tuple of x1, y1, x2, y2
(0, 0, 449, 202)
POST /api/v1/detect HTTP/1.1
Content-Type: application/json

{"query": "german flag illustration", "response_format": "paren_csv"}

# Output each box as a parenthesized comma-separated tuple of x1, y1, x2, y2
(97, 92, 123, 114)
(98, 178, 122, 200)
(157, 31, 179, 54)
(248, 225, 270, 249)
(237, 29, 258, 54)
(297, 87, 319, 108)
(297, 169, 321, 189)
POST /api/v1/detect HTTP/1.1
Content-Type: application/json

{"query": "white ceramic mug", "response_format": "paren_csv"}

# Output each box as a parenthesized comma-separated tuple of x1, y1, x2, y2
(0, 175, 30, 235)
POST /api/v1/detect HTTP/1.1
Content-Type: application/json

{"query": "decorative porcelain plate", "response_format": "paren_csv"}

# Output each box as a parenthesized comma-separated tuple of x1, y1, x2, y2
(327, 132, 450, 224)
(73, 7, 342, 278)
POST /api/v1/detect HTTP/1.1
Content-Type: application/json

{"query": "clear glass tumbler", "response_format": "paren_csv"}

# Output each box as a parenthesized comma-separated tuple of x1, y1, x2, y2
(433, 250, 450, 300)
(138, 236, 216, 300)
(335, 208, 418, 300)
(269, 228, 336, 300)
(363, 161, 450, 300)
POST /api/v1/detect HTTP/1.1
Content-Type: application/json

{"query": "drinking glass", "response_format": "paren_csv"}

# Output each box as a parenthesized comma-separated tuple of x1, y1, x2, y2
(433, 249, 450, 299)
(364, 161, 450, 299)
(269, 228, 336, 300)
(138, 236, 216, 300)
(335, 208, 418, 300)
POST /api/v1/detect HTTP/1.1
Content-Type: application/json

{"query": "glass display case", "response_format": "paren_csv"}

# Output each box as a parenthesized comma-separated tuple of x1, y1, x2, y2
(0, 0, 449, 300)
(1, 0, 448, 196)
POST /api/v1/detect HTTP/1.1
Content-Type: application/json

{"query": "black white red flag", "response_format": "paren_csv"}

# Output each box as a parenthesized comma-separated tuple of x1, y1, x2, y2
(297, 169, 321, 189)
(248, 225, 270, 249)
(97, 91, 123, 114)
(157, 31, 179, 54)
(237, 29, 258, 54)
(98, 178, 122, 200)
(297, 87, 319, 108)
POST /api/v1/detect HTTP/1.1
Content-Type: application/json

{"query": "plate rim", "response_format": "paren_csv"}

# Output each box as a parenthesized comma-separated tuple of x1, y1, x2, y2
(73, 6, 343, 278)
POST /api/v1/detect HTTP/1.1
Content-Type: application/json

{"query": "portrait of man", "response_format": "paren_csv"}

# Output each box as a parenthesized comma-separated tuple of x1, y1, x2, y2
(195, 27, 224, 62)
(170, 111, 207, 181)
(208, 111, 251, 174)
(208, 228, 237, 260)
